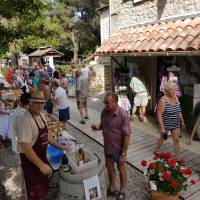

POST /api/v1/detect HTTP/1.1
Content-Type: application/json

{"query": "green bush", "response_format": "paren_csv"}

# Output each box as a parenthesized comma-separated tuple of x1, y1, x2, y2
(0, 67, 9, 78)
(58, 65, 72, 75)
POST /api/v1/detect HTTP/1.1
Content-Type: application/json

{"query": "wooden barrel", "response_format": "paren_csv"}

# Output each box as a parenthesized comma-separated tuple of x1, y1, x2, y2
(58, 161, 106, 200)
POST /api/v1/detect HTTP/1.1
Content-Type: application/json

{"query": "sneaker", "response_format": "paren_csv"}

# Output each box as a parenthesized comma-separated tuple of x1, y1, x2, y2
(79, 120, 85, 124)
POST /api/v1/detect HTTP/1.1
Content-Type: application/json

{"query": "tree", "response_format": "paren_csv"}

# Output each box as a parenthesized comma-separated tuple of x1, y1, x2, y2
(55, 0, 108, 63)
(0, 0, 45, 54)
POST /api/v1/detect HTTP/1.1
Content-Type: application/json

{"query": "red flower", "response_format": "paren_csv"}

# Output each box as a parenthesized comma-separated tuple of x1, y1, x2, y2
(159, 152, 165, 158)
(149, 162, 156, 170)
(153, 155, 158, 160)
(169, 159, 176, 168)
(164, 152, 172, 160)
(181, 168, 192, 176)
(158, 166, 164, 173)
(178, 159, 186, 164)
(171, 181, 178, 189)
(141, 160, 147, 167)
(191, 180, 196, 185)
(162, 172, 171, 180)
(159, 152, 171, 160)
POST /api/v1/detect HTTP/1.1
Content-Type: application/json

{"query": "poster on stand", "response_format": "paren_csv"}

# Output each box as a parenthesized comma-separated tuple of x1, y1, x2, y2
(83, 175, 101, 200)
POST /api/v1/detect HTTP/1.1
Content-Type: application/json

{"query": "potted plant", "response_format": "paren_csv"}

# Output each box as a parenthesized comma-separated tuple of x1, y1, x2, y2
(140, 152, 197, 200)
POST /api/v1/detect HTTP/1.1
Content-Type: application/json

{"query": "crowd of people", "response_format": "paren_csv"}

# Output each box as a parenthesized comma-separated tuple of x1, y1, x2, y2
(0, 61, 93, 199)
(0, 60, 188, 200)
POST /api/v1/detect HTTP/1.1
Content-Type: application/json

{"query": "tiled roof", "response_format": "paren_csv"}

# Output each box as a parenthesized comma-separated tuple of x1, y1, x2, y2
(28, 48, 64, 57)
(96, 17, 200, 55)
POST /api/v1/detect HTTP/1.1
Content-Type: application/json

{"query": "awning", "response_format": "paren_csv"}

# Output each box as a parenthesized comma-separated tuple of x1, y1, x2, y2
(96, 17, 200, 56)
(28, 48, 64, 57)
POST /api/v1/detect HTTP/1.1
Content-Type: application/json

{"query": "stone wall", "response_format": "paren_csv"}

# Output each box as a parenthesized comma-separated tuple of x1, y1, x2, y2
(110, 0, 200, 33)
(89, 57, 112, 92)
(100, 8, 110, 44)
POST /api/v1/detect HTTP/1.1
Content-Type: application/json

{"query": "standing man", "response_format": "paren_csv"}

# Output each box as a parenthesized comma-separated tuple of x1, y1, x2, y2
(92, 92, 131, 200)
(16, 91, 68, 200)
(76, 70, 89, 124)
(80, 63, 90, 79)
(52, 80, 70, 122)
(130, 68, 149, 122)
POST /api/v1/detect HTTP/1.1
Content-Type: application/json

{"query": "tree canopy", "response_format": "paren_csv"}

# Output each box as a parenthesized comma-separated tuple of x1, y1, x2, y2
(0, 0, 108, 63)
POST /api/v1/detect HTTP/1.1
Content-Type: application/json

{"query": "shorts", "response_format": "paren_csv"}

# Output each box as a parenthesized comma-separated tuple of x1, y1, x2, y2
(77, 97, 87, 109)
(20, 85, 27, 93)
(44, 102, 54, 114)
(105, 153, 122, 166)
(59, 107, 70, 122)
(134, 92, 148, 107)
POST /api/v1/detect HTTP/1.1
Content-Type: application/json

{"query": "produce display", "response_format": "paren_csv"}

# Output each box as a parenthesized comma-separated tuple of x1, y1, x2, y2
(1, 89, 22, 110)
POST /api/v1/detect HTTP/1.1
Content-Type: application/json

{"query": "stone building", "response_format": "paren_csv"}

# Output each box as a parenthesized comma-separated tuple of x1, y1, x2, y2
(96, 0, 200, 130)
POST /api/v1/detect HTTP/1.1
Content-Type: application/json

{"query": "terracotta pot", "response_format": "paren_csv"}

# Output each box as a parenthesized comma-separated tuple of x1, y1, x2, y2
(151, 191, 179, 200)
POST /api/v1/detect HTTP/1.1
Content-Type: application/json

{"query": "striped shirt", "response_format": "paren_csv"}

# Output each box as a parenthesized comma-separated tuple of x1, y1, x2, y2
(162, 97, 181, 130)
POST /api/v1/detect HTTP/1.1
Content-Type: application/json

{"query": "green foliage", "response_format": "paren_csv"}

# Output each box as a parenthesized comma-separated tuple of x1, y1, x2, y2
(0, 0, 108, 61)
(0, 0, 46, 52)
(0, 67, 9, 78)
(58, 65, 72, 75)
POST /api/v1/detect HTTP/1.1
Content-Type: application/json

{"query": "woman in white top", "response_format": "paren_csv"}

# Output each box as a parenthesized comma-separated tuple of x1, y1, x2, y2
(60, 72, 68, 90)
(0, 89, 10, 147)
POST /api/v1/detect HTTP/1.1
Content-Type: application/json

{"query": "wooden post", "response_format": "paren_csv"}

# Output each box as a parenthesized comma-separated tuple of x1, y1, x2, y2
(187, 121, 197, 145)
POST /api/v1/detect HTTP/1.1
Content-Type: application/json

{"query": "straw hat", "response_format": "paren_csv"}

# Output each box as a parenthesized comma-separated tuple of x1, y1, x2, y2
(29, 91, 47, 103)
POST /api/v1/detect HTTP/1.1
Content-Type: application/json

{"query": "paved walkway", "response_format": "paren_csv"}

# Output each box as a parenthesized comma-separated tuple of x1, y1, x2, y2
(67, 96, 200, 200)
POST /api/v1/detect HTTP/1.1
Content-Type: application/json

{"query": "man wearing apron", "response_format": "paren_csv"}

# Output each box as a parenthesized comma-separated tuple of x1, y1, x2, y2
(16, 91, 68, 200)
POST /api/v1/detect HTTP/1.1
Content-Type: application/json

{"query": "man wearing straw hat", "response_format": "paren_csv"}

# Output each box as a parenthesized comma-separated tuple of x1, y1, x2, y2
(16, 91, 68, 200)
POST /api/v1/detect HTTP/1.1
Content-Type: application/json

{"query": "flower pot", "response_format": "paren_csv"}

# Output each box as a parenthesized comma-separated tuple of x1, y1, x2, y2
(151, 191, 179, 200)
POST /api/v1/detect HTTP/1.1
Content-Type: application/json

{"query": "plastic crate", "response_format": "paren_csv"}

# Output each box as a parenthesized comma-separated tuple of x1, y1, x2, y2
(67, 148, 98, 174)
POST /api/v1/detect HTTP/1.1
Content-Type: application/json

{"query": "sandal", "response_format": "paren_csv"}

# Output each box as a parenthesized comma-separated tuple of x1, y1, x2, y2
(154, 151, 159, 156)
(117, 192, 126, 200)
(107, 188, 118, 197)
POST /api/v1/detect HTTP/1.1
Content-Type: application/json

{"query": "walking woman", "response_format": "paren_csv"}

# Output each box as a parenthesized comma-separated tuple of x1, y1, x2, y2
(154, 82, 185, 160)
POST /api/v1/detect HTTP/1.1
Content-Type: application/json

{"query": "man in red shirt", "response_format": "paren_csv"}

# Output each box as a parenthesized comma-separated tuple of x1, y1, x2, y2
(92, 92, 131, 200)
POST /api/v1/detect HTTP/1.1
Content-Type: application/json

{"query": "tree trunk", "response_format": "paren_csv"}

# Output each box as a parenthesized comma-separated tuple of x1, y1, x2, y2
(11, 52, 19, 67)
(71, 30, 79, 64)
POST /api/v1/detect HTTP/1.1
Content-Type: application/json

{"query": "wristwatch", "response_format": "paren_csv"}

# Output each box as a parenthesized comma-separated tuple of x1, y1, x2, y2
(121, 152, 127, 157)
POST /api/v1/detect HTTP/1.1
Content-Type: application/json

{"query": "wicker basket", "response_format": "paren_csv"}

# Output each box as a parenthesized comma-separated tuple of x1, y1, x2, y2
(151, 191, 179, 200)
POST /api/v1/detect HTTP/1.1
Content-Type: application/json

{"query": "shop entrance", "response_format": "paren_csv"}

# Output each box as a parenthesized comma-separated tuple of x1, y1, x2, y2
(156, 56, 200, 131)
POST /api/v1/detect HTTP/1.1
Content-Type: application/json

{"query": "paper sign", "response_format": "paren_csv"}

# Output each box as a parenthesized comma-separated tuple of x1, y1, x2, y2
(83, 175, 101, 200)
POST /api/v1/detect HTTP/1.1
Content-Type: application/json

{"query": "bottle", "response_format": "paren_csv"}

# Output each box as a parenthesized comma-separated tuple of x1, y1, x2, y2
(61, 150, 69, 172)
(78, 147, 85, 165)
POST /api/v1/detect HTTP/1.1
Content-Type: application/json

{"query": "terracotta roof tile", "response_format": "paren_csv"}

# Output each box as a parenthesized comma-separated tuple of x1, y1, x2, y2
(96, 17, 200, 54)
(188, 35, 200, 50)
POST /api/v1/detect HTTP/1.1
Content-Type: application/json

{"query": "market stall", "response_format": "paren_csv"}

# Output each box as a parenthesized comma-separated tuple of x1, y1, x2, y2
(47, 122, 106, 200)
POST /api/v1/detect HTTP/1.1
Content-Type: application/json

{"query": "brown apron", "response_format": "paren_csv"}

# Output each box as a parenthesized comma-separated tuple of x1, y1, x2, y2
(20, 112, 49, 200)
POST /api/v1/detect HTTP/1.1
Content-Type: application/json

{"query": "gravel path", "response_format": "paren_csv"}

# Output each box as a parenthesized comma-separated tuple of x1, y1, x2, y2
(0, 124, 150, 200)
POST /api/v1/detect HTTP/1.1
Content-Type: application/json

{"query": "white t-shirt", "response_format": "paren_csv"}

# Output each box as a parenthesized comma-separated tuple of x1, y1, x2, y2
(130, 76, 147, 93)
(16, 111, 47, 153)
(54, 87, 69, 110)
(81, 67, 89, 78)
